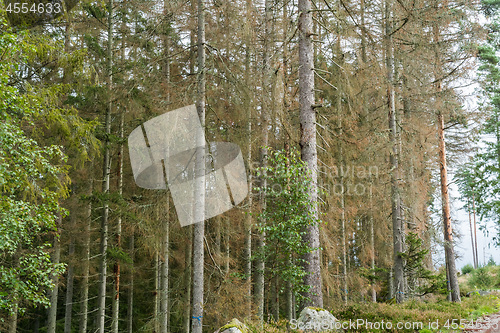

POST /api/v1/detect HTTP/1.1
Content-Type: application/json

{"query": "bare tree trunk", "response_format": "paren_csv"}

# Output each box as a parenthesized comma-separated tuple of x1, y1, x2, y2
(244, 0, 253, 319)
(127, 234, 134, 333)
(283, 2, 293, 320)
(80, 178, 92, 333)
(155, 251, 160, 331)
(160, 203, 170, 333)
(224, 218, 230, 275)
(112, 112, 124, 333)
(255, 0, 272, 321)
(385, 0, 404, 304)
(48, 217, 62, 333)
(432, 9, 460, 301)
(98, 0, 113, 328)
(437, 113, 461, 302)
(335, 22, 347, 305)
(191, 0, 206, 332)
(472, 193, 479, 268)
(8, 299, 18, 333)
(468, 201, 477, 269)
(64, 215, 76, 333)
(183, 227, 192, 333)
(298, 0, 323, 308)
(369, 187, 376, 303)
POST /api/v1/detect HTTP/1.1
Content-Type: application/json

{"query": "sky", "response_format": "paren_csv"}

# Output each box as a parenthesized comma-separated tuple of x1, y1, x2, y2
(449, 180, 500, 270)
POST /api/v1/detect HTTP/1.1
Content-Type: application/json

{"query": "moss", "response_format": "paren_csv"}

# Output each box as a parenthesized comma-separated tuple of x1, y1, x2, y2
(306, 306, 326, 312)
(219, 318, 248, 333)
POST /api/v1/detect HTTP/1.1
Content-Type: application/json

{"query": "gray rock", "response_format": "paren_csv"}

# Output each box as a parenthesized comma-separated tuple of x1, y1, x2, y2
(215, 318, 249, 333)
(296, 307, 338, 331)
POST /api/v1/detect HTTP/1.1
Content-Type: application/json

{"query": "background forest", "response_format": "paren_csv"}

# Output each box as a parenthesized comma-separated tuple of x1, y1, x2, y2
(1, 0, 500, 331)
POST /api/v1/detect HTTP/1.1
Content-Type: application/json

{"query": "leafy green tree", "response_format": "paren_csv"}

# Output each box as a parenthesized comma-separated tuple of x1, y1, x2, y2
(468, 267, 494, 289)
(455, 0, 500, 246)
(254, 148, 319, 308)
(462, 264, 475, 275)
(0, 15, 96, 328)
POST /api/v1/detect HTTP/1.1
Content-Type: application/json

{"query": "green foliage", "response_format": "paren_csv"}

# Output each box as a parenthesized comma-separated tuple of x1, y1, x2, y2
(253, 148, 320, 304)
(462, 264, 475, 275)
(468, 267, 494, 289)
(455, 0, 500, 246)
(0, 15, 96, 318)
(487, 256, 496, 266)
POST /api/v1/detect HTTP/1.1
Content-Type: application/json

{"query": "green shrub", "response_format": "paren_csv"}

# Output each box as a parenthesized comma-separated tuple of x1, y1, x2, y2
(468, 267, 494, 289)
(462, 264, 474, 275)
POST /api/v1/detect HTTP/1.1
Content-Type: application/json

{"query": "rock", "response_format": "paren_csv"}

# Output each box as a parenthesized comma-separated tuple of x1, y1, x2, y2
(296, 306, 338, 331)
(466, 290, 492, 297)
(215, 318, 249, 333)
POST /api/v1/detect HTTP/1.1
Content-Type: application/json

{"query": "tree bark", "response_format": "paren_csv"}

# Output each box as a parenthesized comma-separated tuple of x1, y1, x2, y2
(127, 234, 135, 333)
(8, 299, 18, 333)
(79, 177, 92, 333)
(432, 8, 460, 302)
(47, 217, 62, 333)
(385, 0, 405, 304)
(155, 251, 160, 331)
(468, 201, 477, 269)
(183, 227, 192, 333)
(98, 0, 113, 328)
(191, 0, 206, 332)
(160, 203, 170, 333)
(472, 193, 479, 268)
(64, 215, 76, 333)
(370, 187, 376, 303)
(111, 112, 124, 333)
(255, 0, 272, 321)
(298, 0, 323, 308)
(438, 113, 461, 302)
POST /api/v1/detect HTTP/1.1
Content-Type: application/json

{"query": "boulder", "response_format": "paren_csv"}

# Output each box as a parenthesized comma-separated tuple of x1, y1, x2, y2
(296, 306, 338, 331)
(215, 318, 249, 333)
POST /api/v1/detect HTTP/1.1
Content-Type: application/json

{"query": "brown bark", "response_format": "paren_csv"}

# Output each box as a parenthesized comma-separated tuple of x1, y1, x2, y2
(298, 0, 323, 308)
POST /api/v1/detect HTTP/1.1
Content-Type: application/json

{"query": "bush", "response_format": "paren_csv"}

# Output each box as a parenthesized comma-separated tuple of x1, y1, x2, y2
(468, 267, 494, 289)
(462, 264, 474, 275)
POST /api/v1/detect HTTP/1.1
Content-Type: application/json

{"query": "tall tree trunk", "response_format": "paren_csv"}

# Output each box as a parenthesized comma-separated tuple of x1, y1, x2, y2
(369, 187, 376, 303)
(127, 234, 134, 333)
(335, 17, 347, 305)
(112, 112, 124, 333)
(244, 26, 253, 317)
(255, 0, 272, 321)
(98, 0, 113, 328)
(468, 201, 477, 269)
(437, 113, 461, 302)
(298, 0, 323, 308)
(80, 177, 92, 333)
(47, 217, 62, 333)
(191, 0, 206, 332)
(433, 8, 460, 302)
(64, 214, 76, 333)
(160, 203, 170, 333)
(8, 299, 18, 333)
(283, 2, 293, 321)
(385, 0, 404, 304)
(184, 7, 196, 331)
(183, 227, 192, 333)
(472, 193, 479, 268)
(244, 0, 253, 318)
(155, 251, 160, 331)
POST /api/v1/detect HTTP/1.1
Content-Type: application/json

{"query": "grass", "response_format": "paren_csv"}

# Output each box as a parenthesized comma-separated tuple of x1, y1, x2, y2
(236, 266, 500, 332)
(239, 294, 500, 332)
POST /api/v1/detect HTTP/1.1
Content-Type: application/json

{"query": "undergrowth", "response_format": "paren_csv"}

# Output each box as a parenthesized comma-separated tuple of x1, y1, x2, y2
(240, 293, 500, 332)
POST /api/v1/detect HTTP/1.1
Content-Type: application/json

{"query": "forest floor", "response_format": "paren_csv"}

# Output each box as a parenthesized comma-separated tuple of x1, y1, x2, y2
(461, 311, 500, 333)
